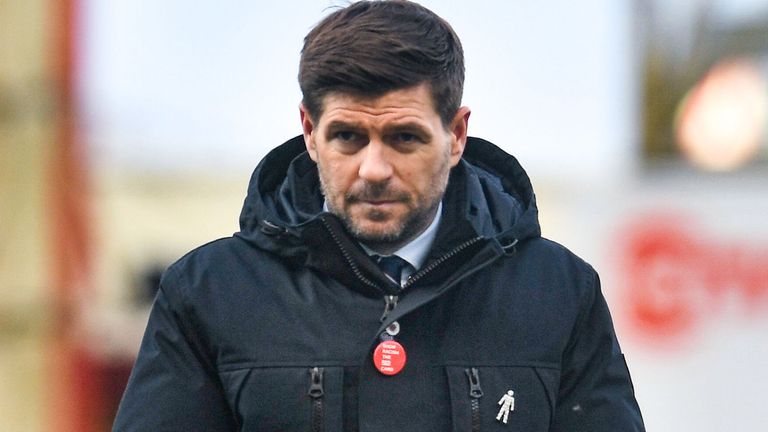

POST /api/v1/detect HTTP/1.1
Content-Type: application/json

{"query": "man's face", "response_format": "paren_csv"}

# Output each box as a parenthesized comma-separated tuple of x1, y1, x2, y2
(301, 83, 470, 253)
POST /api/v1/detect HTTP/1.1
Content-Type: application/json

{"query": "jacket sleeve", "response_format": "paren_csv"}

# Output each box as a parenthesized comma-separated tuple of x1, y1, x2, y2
(112, 271, 238, 432)
(551, 270, 645, 432)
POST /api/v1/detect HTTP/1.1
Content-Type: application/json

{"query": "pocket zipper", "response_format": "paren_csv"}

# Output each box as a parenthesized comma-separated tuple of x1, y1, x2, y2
(308, 367, 325, 432)
(465, 368, 483, 432)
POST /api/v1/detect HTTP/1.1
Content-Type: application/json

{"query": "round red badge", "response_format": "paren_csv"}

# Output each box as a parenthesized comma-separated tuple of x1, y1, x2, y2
(373, 340, 407, 375)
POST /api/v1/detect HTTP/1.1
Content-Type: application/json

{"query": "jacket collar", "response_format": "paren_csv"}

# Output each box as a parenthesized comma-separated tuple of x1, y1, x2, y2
(235, 135, 541, 296)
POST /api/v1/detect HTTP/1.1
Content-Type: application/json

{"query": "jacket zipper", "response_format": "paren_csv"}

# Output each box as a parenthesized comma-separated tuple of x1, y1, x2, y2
(380, 295, 399, 322)
(320, 217, 383, 294)
(465, 367, 483, 432)
(402, 236, 484, 289)
(321, 216, 486, 321)
(308, 367, 325, 432)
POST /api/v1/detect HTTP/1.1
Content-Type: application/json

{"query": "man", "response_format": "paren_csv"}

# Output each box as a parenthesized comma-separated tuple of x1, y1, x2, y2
(114, 1, 645, 431)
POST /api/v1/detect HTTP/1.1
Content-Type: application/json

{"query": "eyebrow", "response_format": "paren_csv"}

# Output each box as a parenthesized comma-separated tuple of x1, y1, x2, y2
(324, 120, 431, 136)
(324, 120, 365, 132)
(384, 122, 430, 134)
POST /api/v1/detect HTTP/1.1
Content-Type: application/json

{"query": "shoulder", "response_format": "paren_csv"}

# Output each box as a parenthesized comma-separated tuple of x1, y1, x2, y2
(515, 236, 597, 277)
(500, 236, 600, 304)
(159, 236, 283, 303)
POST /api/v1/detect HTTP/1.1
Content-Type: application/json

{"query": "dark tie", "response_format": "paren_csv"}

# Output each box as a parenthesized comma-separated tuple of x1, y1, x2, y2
(376, 255, 409, 285)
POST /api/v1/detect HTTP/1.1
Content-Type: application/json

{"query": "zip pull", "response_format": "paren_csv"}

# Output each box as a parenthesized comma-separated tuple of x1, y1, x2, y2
(465, 368, 483, 432)
(380, 295, 399, 322)
(308, 367, 324, 398)
(466, 367, 483, 398)
(308, 367, 325, 432)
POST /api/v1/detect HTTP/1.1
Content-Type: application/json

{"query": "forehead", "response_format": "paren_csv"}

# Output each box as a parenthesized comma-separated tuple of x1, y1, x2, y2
(317, 84, 440, 127)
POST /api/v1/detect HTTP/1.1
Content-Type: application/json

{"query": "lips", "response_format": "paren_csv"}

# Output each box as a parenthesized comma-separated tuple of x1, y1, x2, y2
(346, 184, 410, 206)
(348, 193, 408, 205)
(355, 200, 403, 212)
(364, 199, 399, 205)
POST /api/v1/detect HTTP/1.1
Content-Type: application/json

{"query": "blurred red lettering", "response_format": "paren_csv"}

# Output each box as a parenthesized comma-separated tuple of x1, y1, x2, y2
(621, 217, 768, 345)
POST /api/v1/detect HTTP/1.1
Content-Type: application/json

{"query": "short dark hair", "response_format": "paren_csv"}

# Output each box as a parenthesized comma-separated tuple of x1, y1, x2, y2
(299, 0, 465, 126)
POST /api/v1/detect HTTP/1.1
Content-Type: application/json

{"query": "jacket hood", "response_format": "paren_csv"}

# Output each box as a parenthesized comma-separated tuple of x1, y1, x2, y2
(237, 135, 541, 259)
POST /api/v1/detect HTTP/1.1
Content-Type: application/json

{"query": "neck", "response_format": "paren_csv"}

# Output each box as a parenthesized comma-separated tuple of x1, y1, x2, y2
(362, 242, 404, 257)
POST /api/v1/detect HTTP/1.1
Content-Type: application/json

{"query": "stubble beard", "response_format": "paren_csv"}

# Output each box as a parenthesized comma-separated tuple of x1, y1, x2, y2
(318, 159, 451, 252)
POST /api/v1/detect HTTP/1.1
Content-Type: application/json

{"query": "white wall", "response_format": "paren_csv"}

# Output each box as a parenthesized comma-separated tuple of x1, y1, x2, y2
(79, 0, 634, 185)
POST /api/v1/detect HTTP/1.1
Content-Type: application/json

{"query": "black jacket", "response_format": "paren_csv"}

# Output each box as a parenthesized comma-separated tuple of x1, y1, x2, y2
(114, 136, 644, 431)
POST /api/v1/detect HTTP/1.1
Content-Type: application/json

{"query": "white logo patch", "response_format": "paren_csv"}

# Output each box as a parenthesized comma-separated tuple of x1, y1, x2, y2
(496, 390, 515, 424)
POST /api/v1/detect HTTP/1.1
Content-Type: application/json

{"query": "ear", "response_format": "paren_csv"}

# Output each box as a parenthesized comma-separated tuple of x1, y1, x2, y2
(299, 103, 318, 162)
(448, 106, 471, 167)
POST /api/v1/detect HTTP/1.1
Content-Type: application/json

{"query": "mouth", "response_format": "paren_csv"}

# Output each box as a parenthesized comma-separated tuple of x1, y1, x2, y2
(364, 199, 399, 205)
(346, 186, 409, 209)
(357, 199, 402, 210)
(349, 193, 407, 206)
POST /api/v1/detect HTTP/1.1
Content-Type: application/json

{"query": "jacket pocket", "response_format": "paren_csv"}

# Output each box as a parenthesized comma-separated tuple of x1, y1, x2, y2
(446, 365, 558, 432)
(219, 366, 343, 432)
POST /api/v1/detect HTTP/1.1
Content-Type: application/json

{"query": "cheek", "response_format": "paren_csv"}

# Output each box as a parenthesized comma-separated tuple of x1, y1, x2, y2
(320, 158, 357, 193)
(407, 154, 445, 185)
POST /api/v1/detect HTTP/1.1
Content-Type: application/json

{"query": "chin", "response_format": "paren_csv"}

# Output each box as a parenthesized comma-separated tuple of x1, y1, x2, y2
(348, 220, 404, 243)
(355, 223, 401, 240)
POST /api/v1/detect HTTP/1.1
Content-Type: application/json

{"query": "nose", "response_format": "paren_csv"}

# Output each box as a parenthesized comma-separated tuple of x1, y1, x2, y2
(358, 141, 393, 182)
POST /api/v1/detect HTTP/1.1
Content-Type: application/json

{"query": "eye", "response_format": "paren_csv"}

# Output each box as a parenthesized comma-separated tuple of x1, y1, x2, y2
(389, 132, 426, 149)
(389, 131, 426, 146)
(336, 131, 358, 142)
(397, 133, 418, 143)
(330, 130, 367, 153)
